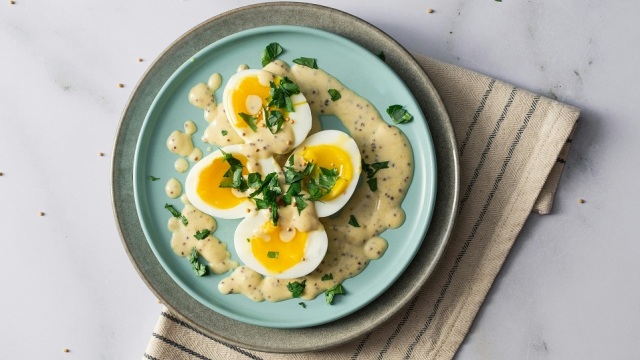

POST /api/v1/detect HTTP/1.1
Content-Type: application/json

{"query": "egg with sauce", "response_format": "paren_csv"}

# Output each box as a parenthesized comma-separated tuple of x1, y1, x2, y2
(288, 130, 362, 217)
(222, 69, 312, 154)
(234, 209, 328, 279)
(185, 144, 282, 219)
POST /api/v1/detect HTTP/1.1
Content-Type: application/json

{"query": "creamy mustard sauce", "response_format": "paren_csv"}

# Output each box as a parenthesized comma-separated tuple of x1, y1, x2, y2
(216, 61, 413, 301)
(189, 73, 244, 146)
(165, 178, 182, 199)
(166, 120, 202, 159)
(168, 195, 238, 274)
(174, 158, 189, 173)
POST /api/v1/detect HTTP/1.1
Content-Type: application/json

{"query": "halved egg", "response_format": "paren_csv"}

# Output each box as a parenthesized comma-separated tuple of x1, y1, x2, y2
(288, 130, 362, 217)
(185, 144, 281, 219)
(222, 69, 312, 154)
(234, 209, 328, 279)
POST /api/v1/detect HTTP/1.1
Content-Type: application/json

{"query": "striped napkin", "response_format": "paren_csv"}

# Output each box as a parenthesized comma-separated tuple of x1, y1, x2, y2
(144, 54, 579, 360)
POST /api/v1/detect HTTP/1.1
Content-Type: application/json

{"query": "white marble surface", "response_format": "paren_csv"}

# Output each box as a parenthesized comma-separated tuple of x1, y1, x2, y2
(1, 0, 638, 358)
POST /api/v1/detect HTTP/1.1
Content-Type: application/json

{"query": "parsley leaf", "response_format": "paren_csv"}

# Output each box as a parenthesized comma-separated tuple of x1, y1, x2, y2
(221, 130, 228, 136)
(321, 273, 333, 281)
(149, 176, 160, 181)
(266, 109, 285, 134)
(362, 160, 389, 192)
(189, 248, 208, 277)
(348, 215, 360, 227)
(269, 77, 301, 112)
(386, 104, 414, 124)
(287, 280, 306, 298)
(292, 57, 318, 69)
(261, 42, 283, 66)
(194, 229, 210, 240)
(325, 284, 346, 305)
(377, 51, 386, 61)
(238, 112, 258, 132)
(165, 203, 188, 226)
(219, 150, 248, 192)
(328, 89, 341, 101)
(267, 251, 279, 259)
(299, 302, 307, 309)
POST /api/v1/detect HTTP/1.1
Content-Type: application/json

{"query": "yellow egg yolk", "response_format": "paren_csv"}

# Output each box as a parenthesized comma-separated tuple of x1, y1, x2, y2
(251, 221, 308, 273)
(301, 144, 353, 201)
(196, 154, 248, 209)
(230, 75, 271, 128)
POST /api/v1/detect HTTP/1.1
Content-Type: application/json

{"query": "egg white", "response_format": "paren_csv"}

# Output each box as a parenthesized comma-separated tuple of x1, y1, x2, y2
(234, 209, 328, 279)
(222, 69, 312, 152)
(185, 144, 281, 219)
(289, 130, 362, 217)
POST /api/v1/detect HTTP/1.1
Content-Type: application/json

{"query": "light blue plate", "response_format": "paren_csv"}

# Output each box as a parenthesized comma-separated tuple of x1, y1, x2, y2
(133, 25, 436, 328)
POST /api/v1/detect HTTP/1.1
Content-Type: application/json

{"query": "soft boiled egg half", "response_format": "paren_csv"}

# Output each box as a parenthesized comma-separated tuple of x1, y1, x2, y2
(288, 130, 362, 217)
(234, 209, 328, 279)
(222, 69, 312, 153)
(185, 144, 282, 219)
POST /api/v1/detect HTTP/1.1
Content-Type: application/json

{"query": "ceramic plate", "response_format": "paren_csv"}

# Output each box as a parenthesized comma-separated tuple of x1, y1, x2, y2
(113, 2, 458, 352)
(133, 24, 436, 328)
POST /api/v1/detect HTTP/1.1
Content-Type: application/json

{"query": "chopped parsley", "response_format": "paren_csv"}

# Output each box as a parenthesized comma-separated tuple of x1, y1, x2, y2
(267, 251, 279, 259)
(221, 129, 228, 136)
(194, 229, 210, 240)
(348, 215, 360, 227)
(328, 89, 341, 101)
(248, 171, 282, 225)
(292, 57, 318, 69)
(298, 302, 307, 309)
(219, 150, 248, 192)
(377, 51, 386, 61)
(189, 248, 208, 277)
(269, 77, 301, 112)
(238, 112, 258, 132)
(325, 284, 346, 305)
(386, 104, 413, 124)
(149, 175, 160, 181)
(164, 203, 188, 226)
(362, 160, 389, 192)
(287, 280, 306, 298)
(321, 273, 333, 281)
(261, 42, 283, 66)
(265, 108, 285, 134)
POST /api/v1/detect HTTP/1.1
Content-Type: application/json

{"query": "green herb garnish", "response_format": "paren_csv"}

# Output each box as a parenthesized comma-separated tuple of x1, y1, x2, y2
(292, 57, 318, 69)
(267, 251, 279, 259)
(269, 77, 301, 112)
(165, 203, 188, 226)
(247, 171, 282, 225)
(328, 89, 341, 101)
(219, 150, 248, 192)
(194, 229, 210, 240)
(362, 160, 389, 192)
(149, 176, 160, 181)
(189, 248, 208, 277)
(325, 284, 346, 305)
(321, 273, 333, 281)
(299, 302, 307, 309)
(221, 130, 228, 136)
(287, 280, 306, 298)
(238, 112, 258, 132)
(261, 42, 283, 66)
(266, 108, 285, 134)
(348, 215, 360, 227)
(377, 51, 386, 61)
(386, 104, 413, 124)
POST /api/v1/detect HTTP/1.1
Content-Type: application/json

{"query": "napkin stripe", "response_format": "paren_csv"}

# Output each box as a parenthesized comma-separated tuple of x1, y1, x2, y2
(143, 353, 159, 360)
(458, 87, 518, 214)
(403, 95, 540, 359)
(459, 79, 496, 156)
(151, 332, 211, 359)
(358, 85, 519, 360)
(160, 311, 264, 360)
(350, 332, 371, 359)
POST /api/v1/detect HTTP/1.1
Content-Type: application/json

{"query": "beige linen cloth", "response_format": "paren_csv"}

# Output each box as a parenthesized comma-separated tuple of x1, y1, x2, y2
(144, 54, 579, 359)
